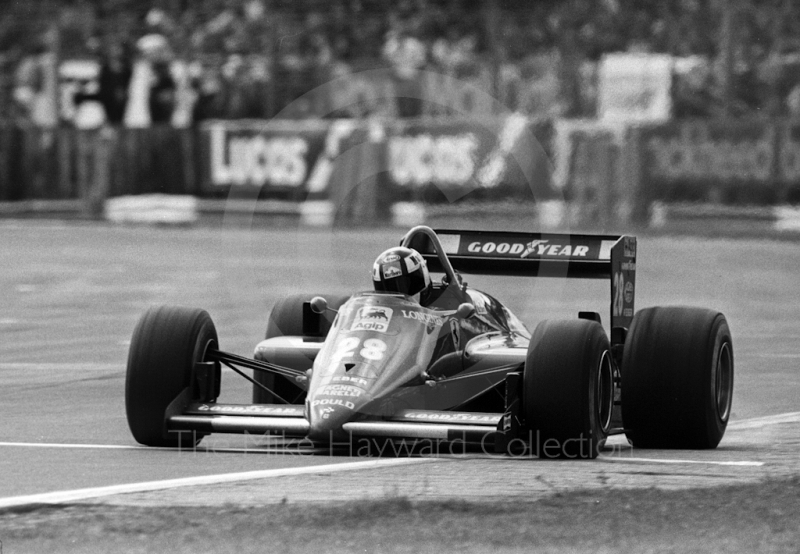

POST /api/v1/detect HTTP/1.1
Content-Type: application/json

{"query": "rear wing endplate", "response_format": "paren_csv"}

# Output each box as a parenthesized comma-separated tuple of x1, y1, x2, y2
(404, 227, 636, 333)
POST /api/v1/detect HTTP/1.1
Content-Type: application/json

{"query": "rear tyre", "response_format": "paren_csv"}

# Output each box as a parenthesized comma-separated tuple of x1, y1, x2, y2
(126, 306, 218, 447)
(253, 294, 350, 404)
(622, 306, 734, 449)
(524, 319, 615, 460)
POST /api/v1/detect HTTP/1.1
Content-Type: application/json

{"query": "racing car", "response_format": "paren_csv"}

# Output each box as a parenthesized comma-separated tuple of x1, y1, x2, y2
(125, 225, 734, 459)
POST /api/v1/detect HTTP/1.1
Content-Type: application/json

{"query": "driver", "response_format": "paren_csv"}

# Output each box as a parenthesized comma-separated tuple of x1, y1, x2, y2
(372, 246, 432, 304)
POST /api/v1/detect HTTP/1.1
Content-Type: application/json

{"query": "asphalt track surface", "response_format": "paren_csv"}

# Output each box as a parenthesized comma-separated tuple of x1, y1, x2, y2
(1, 220, 799, 508)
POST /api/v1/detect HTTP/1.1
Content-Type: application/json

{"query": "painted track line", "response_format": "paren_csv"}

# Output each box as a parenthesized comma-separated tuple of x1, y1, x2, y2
(1, 410, 794, 509)
(0, 441, 331, 456)
(727, 411, 800, 430)
(0, 442, 144, 450)
(598, 457, 763, 467)
(0, 458, 440, 509)
(0, 363, 122, 371)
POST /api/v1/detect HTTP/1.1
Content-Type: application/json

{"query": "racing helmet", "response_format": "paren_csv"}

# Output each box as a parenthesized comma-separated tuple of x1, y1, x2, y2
(372, 246, 431, 299)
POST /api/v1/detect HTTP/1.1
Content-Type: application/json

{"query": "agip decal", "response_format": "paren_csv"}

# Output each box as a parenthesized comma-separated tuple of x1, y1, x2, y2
(351, 306, 393, 333)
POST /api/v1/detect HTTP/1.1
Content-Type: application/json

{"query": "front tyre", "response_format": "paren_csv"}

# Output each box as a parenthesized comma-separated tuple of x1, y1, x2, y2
(524, 319, 615, 460)
(622, 306, 734, 449)
(125, 306, 219, 447)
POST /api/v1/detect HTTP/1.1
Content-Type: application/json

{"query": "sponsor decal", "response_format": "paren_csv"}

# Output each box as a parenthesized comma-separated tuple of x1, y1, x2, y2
(405, 253, 422, 272)
(382, 263, 402, 279)
(389, 133, 479, 186)
(624, 281, 634, 303)
(333, 375, 369, 386)
(621, 261, 636, 271)
(624, 237, 636, 258)
(521, 240, 589, 258)
(403, 412, 499, 424)
(382, 253, 400, 263)
(312, 398, 355, 409)
(319, 406, 335, 419)
(646, 123, 773, 182)
(194, 404, 301, 415)
(450, 319, 461, 350)
(468, 241, 524, 255)
(465, 240, 589, 258)
(319, 384, 364, 398)
(210, 126, 309, 187)
(351, 307, 393, 333)
(613, 272, 635, 317)
(401, 309, 444, 327)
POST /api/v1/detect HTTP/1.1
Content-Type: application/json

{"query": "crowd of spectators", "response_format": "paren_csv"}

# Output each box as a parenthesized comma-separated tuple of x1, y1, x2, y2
(2, 0, 800, 125)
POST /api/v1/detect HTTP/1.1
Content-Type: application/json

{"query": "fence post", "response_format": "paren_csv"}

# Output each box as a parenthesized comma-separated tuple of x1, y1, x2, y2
(57, 128, 74, 199)
(621, 125, 647, 225)
(90, 127, 114, 217)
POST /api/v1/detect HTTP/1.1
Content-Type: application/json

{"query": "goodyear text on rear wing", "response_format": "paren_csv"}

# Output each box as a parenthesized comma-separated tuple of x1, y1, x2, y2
(402, 227, 636, 339)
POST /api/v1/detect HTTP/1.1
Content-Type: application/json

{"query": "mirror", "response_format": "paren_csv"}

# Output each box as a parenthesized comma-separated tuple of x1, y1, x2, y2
(309, 296, 328, 314)
(455, 302, 475, 319)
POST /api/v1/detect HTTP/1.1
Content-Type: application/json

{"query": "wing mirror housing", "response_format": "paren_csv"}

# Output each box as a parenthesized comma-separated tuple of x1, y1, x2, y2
(455, 302, 475, 319)
(309, 296, 331, 314)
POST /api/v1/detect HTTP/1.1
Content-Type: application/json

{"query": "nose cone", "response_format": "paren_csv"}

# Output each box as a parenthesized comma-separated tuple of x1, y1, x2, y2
(307, 399, 355, 442)
(306, 384, 368, 442)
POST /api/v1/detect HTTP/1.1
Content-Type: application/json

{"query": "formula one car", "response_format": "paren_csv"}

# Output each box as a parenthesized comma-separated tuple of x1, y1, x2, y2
(125, 225, 734, 459)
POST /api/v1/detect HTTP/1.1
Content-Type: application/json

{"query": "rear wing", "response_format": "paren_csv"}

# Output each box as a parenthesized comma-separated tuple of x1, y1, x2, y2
(403, 227, 636, 333)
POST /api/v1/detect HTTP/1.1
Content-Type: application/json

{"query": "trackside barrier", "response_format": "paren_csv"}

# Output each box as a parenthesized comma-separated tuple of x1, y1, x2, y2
(105, 194, 198, 225)
(649, 202, 800, 232)
(3, 119, 800, 229)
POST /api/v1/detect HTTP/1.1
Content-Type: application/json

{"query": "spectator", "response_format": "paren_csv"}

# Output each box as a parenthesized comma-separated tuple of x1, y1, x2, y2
(191, 62, 225, 122)
(97, 41, 133, 124)
(124, 32, 174, 127)
(383, 28, 427, 117)
(149, 56, 176, 124)
(12, 34, 59, 127)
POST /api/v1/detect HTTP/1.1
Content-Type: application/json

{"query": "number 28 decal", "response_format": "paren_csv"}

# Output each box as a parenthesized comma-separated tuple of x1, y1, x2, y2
(613, 272, 625, 317)
(330, 337, 387, 363)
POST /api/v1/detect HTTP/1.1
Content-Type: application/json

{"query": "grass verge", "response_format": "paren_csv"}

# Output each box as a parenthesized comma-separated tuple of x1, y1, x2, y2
(1, 477, 798, 554)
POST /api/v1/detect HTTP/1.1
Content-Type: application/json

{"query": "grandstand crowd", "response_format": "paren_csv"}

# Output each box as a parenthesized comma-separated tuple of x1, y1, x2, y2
(2, 0, 800, 125)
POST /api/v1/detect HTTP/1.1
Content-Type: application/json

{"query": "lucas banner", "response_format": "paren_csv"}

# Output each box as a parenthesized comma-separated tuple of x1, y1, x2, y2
(201, 118, 555, 200)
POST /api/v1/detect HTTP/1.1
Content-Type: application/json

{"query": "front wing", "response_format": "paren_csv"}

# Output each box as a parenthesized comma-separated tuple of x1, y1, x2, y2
(168, 403, 505, 444)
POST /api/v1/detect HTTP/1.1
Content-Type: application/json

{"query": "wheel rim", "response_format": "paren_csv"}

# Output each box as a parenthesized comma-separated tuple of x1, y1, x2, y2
(596, 350, 614, 433)
(715, 341, 733, 422)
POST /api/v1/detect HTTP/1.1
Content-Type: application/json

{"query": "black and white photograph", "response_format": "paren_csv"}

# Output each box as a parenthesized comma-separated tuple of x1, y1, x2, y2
(0, 1, 798, 552)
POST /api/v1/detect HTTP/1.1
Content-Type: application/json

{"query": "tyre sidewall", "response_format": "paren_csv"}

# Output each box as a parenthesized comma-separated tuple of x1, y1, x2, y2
(622, 306, 733, 449)
(524, 319, 611, 460)
(126, 306, 217, 447)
